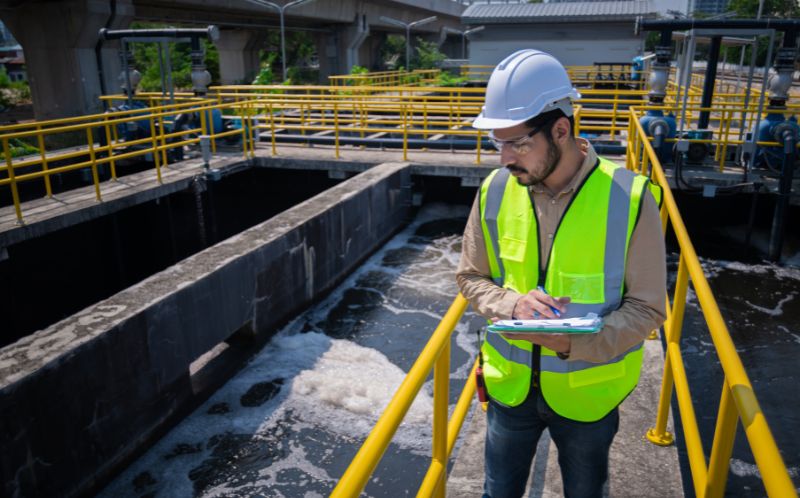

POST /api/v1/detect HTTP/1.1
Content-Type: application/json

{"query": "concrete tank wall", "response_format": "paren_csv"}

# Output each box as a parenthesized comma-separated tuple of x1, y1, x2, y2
(0, 162, 412, 497)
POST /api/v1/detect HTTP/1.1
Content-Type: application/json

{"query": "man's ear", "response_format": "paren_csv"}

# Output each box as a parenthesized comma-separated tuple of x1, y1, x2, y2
(552, 117, 571, 143)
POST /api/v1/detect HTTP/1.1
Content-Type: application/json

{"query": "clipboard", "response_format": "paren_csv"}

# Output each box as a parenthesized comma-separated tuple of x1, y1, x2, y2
(487, 313, 603, 335)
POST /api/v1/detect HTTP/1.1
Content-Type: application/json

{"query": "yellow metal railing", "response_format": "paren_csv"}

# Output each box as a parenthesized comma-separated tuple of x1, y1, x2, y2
(0, 98, 256, 223)
(330, 293, 474, 498)
(328, 69, 441, 88)
(627, 109, 797, 498)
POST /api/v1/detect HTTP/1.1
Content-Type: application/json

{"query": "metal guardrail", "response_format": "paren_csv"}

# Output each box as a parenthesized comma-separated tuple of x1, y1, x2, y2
(328, 69, 441, 88)
(0, 99, 256, 223)
(3, 81, 795, 225)
(627, 110, 797, 498)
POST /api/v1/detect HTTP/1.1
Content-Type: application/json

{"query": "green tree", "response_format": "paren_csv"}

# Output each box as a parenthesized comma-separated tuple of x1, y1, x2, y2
(722, 0, 800, 67)
(727, 0, 800, 17)
(411, 37, 446, 70)
(129, 22, 220, 92)
(380, 34, 407, 70)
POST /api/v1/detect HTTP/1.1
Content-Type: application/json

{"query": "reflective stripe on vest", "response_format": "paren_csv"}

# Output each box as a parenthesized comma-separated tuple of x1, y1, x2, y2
(479, 157, 653, 421)
(483, 164, 635, 315)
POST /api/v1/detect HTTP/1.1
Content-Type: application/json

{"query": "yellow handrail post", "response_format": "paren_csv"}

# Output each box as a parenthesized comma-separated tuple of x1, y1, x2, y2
(239, 101, 249, 159)
(611, 91, 618, 140)
(158, 110, 168, 167)
(249, 101, 256, 158)
(103, 119, 118, 180)
(475, 130, 482, 165)
(705, 381, 739, 498)
(647, 253, 689, 447)
(36, 125, 52, 197)
(269, 101, 277, 156)
(334, 101, 340, 160)
(432, 341, 450, 498)
(149, 115, 163, 184)
(402, 103, 408, 162)
(2, 137, 24, 224)
(85, 128, 102, 201)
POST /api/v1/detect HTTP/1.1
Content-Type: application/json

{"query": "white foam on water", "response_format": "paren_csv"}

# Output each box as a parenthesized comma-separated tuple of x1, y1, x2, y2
(99, 202, 473, 497)
(778, 325, 800, 344)
(743, 292, 797, 317)
(730, 459, 800, 480)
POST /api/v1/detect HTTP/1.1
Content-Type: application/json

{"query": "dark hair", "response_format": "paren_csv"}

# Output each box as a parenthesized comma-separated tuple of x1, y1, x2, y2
(523, 108, 575, 145)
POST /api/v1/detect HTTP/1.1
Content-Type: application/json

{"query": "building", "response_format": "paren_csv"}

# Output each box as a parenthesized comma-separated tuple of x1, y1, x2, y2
(0, 44, 25, 82)
(462, 0, 661, 67)
(690, 0, 730, 15)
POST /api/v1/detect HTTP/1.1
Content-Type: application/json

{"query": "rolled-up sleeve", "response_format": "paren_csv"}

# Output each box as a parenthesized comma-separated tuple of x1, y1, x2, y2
(456, 193, 521, 320)
(568, 192, 667, 363)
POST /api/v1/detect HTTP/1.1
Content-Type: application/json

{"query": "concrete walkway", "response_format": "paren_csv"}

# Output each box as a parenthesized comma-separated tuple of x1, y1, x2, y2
(447, 336, 684, 498)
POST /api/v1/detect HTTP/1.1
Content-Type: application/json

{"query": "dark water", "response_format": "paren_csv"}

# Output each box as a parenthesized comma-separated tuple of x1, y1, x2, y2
(97, 204, 485, 498)
(96, 203, 799, 497)
(671, 256, 800, 497)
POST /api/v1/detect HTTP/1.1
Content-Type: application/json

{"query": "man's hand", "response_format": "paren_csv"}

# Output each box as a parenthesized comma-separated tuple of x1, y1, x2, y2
(512, 289, 570, 320)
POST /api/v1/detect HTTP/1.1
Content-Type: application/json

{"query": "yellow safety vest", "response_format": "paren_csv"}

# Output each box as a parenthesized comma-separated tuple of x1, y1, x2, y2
(478, 157, 662, 422)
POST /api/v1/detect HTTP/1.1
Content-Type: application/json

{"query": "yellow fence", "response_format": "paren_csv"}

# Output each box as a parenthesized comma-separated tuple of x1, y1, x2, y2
(328, 69, 441, 88)
(0, 98, 255, 223)
(627, 109, 797, 498)
(2, 81, 792, 225)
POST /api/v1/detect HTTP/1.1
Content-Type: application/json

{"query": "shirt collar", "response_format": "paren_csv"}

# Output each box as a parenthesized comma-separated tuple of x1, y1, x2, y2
(530, 137, 597, 196)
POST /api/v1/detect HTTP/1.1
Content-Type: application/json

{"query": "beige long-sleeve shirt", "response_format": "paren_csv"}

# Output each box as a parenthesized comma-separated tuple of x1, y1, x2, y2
(456, 139, 667, 363)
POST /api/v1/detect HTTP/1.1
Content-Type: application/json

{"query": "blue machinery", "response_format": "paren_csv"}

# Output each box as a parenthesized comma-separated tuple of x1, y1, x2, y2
(638, 19, 800, 261)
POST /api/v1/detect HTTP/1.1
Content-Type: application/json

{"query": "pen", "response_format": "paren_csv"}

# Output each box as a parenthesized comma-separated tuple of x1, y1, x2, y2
(537, 286, 561, 317)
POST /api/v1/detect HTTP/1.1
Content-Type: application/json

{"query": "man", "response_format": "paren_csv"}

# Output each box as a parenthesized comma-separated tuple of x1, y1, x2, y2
(456, 49, 667, 498)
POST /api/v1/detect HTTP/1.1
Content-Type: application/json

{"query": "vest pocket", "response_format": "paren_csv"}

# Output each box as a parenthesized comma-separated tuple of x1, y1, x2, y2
(499, 236, 527, 263)
(567, 361, 626, 388)
(556, 271, 604, 304)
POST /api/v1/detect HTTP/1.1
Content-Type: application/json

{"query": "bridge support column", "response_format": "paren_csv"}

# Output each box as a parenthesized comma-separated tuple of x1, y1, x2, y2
(1, 0, 134, 120)
(339, 14, 369, 74)
(315, 31, 340, 83)
(217, 29, 265, 85)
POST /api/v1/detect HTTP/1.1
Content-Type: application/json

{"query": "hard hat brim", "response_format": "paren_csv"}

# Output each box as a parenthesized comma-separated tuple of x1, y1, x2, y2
(472, 114, 529, 130)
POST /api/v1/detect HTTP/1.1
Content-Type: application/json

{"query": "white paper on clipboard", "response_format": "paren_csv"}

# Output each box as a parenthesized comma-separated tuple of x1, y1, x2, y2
(488, 313, 603, 334)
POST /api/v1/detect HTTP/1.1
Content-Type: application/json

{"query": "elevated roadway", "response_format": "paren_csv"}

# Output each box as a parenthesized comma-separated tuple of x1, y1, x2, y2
(0, 0, 465, 120)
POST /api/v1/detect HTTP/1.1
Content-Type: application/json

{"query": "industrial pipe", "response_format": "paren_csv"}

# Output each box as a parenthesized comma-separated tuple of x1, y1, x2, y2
(99, 26, 220, 41)
(767, 128, 797, 261)
(698, 36, 722, 130)
(639, 19, 800, 32)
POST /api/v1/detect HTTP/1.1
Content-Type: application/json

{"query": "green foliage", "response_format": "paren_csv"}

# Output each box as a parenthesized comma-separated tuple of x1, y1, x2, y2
(258, 30, 317, 83)
(253, 53, 277, 85)
(381, 35, 407, 69)
(350, 65, 369, 75)
(435, 71, 467, 87)
(0, 67, 31, 108)
(128, 22, 220, 92)
(1, 138, 38, 159)
(411, 37, 446, 70)
(727, 0, 800, 17)
(644, 32, 661, 52)
(721, 0, 800, 67)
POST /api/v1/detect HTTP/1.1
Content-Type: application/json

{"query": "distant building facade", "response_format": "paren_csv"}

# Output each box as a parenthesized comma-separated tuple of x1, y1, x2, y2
(0, 20, 24, 81)
(462, 1, 660, 67)
(690, 0, 730, 15)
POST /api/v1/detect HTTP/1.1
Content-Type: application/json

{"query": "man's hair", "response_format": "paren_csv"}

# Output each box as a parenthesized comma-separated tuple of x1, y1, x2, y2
(523, 109, 575, 145)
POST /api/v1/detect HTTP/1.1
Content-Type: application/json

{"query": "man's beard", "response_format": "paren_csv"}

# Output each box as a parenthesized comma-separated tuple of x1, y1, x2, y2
(508, 141, 561, 187)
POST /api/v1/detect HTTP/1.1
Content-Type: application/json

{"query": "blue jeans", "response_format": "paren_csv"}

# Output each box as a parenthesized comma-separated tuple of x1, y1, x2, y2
(482, 389, 619, 498)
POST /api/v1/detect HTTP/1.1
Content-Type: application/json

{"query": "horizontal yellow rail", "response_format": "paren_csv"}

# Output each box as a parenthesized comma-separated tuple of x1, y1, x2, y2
(627, 109, 797, 498)
(0, 99, 257, 223)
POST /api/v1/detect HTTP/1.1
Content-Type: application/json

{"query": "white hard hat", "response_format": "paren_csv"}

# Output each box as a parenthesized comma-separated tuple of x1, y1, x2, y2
(472, 49, 581, 130)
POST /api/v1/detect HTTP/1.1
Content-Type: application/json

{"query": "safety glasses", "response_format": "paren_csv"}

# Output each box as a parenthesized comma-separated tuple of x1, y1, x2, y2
(488, 125, 543, 154)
